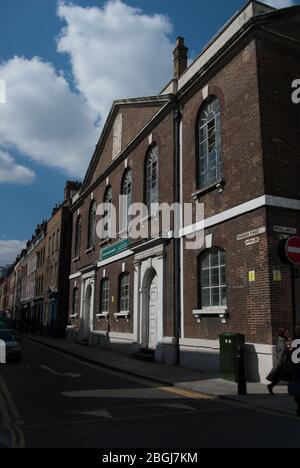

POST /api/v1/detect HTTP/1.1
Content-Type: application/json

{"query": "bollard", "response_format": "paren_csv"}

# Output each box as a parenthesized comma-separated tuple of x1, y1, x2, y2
(237, 345, 247, 395)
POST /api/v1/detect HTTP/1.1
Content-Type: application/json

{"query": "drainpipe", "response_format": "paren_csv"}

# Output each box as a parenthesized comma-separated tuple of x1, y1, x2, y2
(174, 108, 182, 365)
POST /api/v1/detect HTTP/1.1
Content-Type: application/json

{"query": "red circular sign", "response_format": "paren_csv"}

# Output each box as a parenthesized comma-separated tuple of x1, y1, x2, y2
(285, 236, 300, 264)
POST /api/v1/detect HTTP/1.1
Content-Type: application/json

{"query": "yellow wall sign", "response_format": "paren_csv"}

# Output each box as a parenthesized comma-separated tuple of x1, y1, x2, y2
(273, 270, 282, 282)
(248, 271, 256, 282)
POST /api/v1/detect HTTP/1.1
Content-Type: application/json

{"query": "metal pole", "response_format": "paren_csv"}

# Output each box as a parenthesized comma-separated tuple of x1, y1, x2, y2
(174, 108, 182, 364)
(237, 345, 247, 395)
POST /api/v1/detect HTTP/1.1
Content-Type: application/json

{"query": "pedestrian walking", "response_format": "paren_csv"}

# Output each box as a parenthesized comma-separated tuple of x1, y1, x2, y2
(267, 328, 292, 395)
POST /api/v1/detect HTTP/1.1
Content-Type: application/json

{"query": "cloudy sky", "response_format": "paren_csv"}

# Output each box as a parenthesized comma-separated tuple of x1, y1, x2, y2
(0, 0, 298, 264)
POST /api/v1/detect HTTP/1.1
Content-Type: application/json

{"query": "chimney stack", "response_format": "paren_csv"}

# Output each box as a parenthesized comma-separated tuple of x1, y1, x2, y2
(173, 37, 188, 80)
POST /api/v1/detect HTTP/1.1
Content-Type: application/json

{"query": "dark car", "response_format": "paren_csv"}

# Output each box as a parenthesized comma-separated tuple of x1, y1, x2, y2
(0, 330, 21, 363)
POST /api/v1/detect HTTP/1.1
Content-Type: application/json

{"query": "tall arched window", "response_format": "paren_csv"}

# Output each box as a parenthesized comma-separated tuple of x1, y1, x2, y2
(198, 97, 222, 189)
(100, 278, 109, 314)
(75, 216, 81, 258)
(199, 248, 226, 309)
(103, 186, 113, 239)
(120, 168, 132, 232)
(145, 145, 159, 211)
(119, 273, 130, 313)
(72, 287, 79, 317)
(87, 201, 97, 249)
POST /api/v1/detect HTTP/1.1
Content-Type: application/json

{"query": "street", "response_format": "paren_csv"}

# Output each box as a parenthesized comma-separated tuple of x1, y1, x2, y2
(0, 339, 300, 448)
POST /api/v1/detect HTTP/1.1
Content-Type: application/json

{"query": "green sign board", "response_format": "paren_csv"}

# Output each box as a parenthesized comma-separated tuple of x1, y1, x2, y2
(100, 239, 130, 261)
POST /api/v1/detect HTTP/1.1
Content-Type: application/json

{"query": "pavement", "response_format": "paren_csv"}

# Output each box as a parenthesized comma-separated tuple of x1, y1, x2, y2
(22, 334, 297, 418)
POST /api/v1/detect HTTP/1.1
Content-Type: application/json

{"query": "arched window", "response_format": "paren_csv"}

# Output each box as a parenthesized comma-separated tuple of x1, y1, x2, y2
(75, 216, 81, 258)
(198, 97, 222, 189)
(199, 249, 226, 308)
(100, 278, 109, 314)
(72, 288, 79, 317)
(120, 168, 132, 232)
(145, 145, 159, 211)
(119, 273, 130, 313)
(103, 186, 112, 239)
(87, 201, 97, 249)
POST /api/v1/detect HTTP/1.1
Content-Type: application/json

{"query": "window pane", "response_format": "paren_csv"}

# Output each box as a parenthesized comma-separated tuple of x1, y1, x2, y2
(221, 287, 227, 306)
(198, 98, 221, 189)
(221, 266, 226, 286)
(201, 269, 210, 288)
(211, 268, 219, 287)
(199, 249, 227, 309)
(201, 288, 210, 308)
(211, 288, 220, 306)
(211, 251, 219, 267)
(146, 147, 159, 209)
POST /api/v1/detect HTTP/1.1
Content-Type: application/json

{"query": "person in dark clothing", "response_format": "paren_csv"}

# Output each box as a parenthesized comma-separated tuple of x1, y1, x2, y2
(267, 328, 292, 395)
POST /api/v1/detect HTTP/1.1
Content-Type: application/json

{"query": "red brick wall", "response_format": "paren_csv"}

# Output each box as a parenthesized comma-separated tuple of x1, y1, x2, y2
(91, 104, 165, 183)
(256, 35, 300, 200)
(181, 40, 264, 221)
(182, 208, 272, 344)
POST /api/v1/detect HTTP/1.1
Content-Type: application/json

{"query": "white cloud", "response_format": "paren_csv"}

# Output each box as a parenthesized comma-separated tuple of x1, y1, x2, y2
(0, 1, 174, 178)
(57, 0, 173, 117)
(0, 57, 98, 177)
(0, 240, 26, 265)
(263, 0, 297, 7)
(0, 149, 35, 185)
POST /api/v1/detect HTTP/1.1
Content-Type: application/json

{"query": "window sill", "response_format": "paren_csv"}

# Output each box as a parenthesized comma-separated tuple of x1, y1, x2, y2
(193, 307, 228, 324)
(85, 247, 95, 255)
(114, 312, 130, 322)
(73, 257, 80, 263)
(70, 313, 78, 320)
(96, 312, 109, 322)
(192, 179, 225, 200)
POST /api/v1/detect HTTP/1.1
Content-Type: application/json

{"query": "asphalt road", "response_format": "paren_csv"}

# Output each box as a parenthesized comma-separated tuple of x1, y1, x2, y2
(0, 339, 300, 448)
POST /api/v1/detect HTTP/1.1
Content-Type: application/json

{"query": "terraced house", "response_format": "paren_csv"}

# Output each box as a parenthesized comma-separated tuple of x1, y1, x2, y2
(67, 1, 300, 382)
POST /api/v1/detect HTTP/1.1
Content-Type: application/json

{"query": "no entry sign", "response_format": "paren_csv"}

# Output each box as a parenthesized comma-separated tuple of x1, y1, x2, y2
(285, 236, 300, 265)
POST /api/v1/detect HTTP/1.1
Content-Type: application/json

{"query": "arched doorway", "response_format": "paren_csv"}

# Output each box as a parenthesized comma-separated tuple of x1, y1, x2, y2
(142, 268, 158, 350)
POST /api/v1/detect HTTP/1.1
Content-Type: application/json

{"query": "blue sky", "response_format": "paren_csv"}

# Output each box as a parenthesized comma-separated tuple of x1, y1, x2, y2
(0, 0, 298, 264)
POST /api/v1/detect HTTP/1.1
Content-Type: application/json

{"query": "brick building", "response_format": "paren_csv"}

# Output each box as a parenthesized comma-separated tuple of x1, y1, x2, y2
(3, 182, 77, 336)
(66, 1, 300, 382)
(43, 182, 79, 337)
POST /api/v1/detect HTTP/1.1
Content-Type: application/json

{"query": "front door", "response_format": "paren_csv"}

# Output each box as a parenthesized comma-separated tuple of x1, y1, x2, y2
(148, 275, 158, 350)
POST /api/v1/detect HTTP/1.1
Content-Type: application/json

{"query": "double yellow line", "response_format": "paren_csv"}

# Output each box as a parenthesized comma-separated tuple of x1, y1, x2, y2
(0, 371, 25, 448)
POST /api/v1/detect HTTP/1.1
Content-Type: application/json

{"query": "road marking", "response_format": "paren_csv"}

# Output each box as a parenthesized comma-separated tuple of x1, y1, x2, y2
(40, 365, 81, 378)
(62, 388, 189, 399)
(78, 410, 113, 419)
(160, 403, 197, 411)
(158, 386, 213, 400)
(23, 405, 242, 430)
(24, 338, 213, 401)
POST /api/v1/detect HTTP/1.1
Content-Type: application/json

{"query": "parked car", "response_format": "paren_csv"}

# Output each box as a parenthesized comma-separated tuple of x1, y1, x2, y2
(0, 330, 21, 363)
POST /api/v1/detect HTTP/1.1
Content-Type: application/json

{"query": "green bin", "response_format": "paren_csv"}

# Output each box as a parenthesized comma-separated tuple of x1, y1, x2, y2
(219, 333, 245, 381)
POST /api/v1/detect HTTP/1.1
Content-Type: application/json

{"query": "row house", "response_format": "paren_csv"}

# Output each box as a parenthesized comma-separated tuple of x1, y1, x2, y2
(2, 181, 78, 337)
(67, 1, 300, 382)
